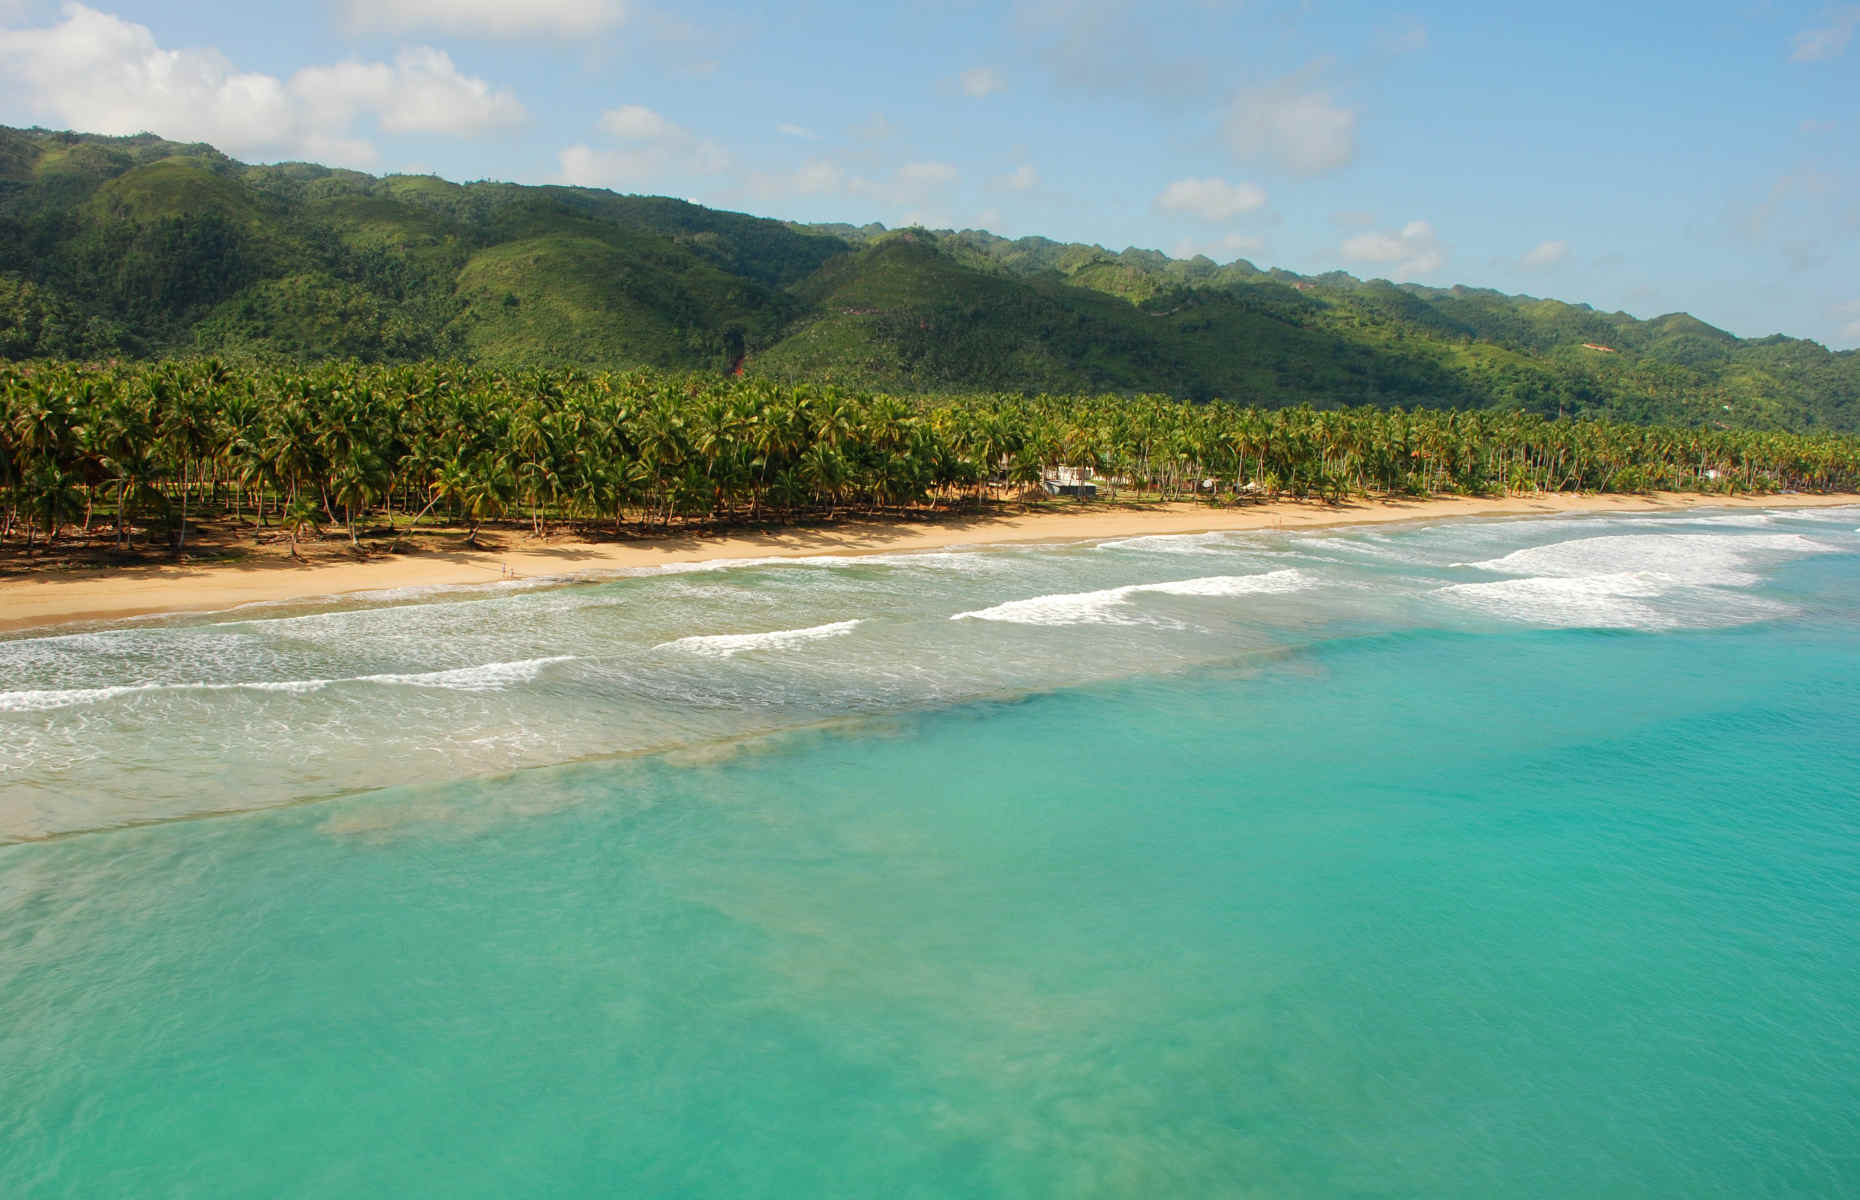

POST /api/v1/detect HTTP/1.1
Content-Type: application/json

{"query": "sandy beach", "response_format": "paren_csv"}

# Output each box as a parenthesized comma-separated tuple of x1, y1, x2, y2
(2, 491, 1854, 633)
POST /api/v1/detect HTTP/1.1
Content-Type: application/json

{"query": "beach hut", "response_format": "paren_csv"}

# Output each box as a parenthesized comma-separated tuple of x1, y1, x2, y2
(1041, 465, 1097, 498)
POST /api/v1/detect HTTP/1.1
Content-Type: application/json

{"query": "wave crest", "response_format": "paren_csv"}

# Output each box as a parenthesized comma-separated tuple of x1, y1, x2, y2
(1096, 532, 1238, 556)
(656, 620, 863, 657)
(1461, 532, 1833, 588)
(0, 656, 575, 713)
(1434, 530, 1834, 628)
(950, 570, 1314, 626)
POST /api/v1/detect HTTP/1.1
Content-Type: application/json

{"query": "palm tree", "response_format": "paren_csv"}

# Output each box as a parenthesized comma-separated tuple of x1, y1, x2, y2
(330, 448, 387, 546)
(4, 359, 1858, 555)
(282, 494, 321, 561)
(20, 461, 83, 550)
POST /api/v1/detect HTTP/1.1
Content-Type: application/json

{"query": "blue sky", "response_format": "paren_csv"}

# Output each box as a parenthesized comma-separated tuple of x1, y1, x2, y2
(1, 0, 1855, 347)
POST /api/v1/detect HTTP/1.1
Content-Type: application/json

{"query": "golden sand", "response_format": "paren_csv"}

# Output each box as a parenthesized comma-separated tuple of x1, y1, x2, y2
(3, 492, 1853, 633)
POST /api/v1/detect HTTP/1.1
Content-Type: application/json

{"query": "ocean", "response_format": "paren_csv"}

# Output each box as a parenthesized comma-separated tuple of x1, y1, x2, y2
(4, 505, 1859, 1196)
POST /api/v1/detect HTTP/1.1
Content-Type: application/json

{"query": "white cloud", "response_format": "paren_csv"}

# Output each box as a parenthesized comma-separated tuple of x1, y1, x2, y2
(293, 48, 525, 138)
(850, 160, 959, 208)
(996, 163, 1039, 191)
(744, 159, 847, 204)
(562, 103, 731, 187)
(1386, 24, 1427, 53)
(0, 4, 297, 156)
(841, 112, 898, 168)
(0, 6, 523, 167)
(1341, 219, 1447, 278)
(1156, 177, 1267, 222)
(692, 141, 731, 174)
(1222, 76, 1357, 175)
(1735, 167, 1856, 272)
(1170, 232, 1265, 261)
(959, 66, 1004, 97)
(744, 158, 958, 219)
(599, 104, 679, 140)
(1790, 6, 1860, 61)
(899, 160, 958, 185)
(339, 0, 626, 38)
(777, 122, 818, 140)
(784, 160, 845, 195)
(558, 135, 728, 188)
(1836, 300, 1860, 340)
(559, 144, 616, 186)
(1013, 0, 1209, 104)
(1521, 239, 1569, 268)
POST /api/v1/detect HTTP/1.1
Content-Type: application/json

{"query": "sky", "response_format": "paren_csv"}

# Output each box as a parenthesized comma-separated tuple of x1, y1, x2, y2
(0, 0, 1855, 348)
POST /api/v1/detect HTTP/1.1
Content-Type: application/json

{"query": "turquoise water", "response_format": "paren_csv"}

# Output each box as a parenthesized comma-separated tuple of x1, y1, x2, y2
(4, 506, 1860, 1195)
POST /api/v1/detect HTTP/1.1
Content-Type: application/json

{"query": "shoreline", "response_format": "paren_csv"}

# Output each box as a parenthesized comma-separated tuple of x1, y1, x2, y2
(2, 491, 1854, 634)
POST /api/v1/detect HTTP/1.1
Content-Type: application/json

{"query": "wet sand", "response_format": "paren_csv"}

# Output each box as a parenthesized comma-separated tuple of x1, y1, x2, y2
(2, 492, 1854, 633)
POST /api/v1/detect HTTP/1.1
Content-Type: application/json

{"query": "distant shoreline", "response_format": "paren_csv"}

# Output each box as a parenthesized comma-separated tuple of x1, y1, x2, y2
(2, 492, 1854, 634)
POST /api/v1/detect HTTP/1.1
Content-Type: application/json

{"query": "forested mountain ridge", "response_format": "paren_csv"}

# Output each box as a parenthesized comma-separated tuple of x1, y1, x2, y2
(2, 125, 1856, 432)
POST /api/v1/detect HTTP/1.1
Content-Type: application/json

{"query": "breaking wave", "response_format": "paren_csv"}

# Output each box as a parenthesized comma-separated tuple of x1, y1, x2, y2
(1096, 532, 1242, 556)
(1436, 573, 1682, 630)
(0, 656, 576, 713)
(950, 570, 1314, 626)
(1458, 532, 1834, 588)
(1433, 531, 1833, 628)
(656, 620, 863, 657)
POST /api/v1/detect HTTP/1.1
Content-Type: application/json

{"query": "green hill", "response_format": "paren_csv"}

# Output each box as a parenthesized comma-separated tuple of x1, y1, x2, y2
(1, 125, 1856, 431)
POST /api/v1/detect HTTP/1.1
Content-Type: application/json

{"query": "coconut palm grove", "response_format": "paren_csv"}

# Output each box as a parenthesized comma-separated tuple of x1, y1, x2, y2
(7, 16, 1860, 1190)
(4, 126, 1860, 554)
(5, 360, 1860, 555)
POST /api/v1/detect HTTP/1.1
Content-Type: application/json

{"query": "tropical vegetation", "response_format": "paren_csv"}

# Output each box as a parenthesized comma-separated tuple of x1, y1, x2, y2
(3, 126, 1857, 433)
(5, 360, 1858, 554)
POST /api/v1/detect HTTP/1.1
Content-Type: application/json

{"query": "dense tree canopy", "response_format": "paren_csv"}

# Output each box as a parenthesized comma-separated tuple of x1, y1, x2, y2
(3, 126, 1857, 433)
(5, 360, 1857, 553)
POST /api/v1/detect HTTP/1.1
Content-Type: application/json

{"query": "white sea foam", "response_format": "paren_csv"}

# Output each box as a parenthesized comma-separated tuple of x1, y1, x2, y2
(0, 677, 346, 713)
(950, 585, 1146, 627)
(1434, 531, 1831, 628)
(350, 656, 577, 690)
(1767, 505, 1860, 524)
(1459, 532, 1834, 588)
(1609, 513, 1793, 533)
(950, 570, 1314, 626)
(0, 656, 576, 712)
(1436, 573, 1679, 630)
(212, 583, 602, 631)
(854, 551, 997, 571)
(1096, 532, 1241, 556)
(656, 620, 863, 657)
(1138, 570, 1315, 597)
(1287, 534, 1415, 560)
(645, 550, 993, 577)
(1436, 572, 1792, 631)
(1689, 513, 1776, 528)
(0, 628, 159, 653)
(1610, 507, 1860, 532)
(0, 682, 173, 712)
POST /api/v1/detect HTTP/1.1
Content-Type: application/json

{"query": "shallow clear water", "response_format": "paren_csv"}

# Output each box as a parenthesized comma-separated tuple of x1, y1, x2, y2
(4, 506, 1859, 1195)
